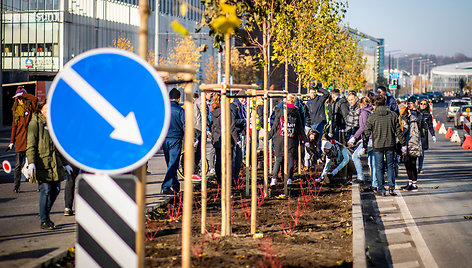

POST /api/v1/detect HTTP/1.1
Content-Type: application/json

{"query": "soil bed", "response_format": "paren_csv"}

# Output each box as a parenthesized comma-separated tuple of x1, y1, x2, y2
(145, 172, 353, 268)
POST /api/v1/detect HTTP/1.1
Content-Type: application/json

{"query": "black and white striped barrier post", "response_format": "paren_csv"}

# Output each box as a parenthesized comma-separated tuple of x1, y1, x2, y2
(75, 174, 138, 267)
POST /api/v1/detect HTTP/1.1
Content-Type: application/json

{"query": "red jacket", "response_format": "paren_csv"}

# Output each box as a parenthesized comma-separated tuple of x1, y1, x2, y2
(11, 93, 38, 152)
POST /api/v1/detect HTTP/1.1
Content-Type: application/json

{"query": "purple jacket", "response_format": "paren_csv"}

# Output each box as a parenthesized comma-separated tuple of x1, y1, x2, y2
(353, 105, 373, 140)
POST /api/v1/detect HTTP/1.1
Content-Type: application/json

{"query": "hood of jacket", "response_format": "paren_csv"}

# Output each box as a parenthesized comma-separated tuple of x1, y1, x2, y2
(212, 107, 221, 119)
(361, 105, 374, 114)
(373, 106, 389, 116)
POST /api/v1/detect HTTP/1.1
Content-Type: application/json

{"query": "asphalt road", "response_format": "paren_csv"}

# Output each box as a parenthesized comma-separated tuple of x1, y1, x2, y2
(396, 101, 472, 267)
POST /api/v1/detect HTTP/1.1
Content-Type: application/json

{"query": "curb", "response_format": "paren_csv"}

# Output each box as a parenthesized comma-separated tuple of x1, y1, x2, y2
(352, 183, 367, 268)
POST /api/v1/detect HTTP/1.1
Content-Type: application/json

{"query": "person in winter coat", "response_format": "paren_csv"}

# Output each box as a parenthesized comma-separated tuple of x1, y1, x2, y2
(26, 102, 73, 230)
(10, 86, 38, 193)
(320, 140, 355, 182)
(348, 97, 375, 185)
(230, 92, 246, 181)
(417, 99, 436, 174)
(210, 94, 240, 184)
(328, 89, 349, 144)
(376, 86, 399, 115)
(305, 86, 330, 158)
(269, 94, 309, 186)
(400, 99, 423, 191)
(345, 91, 360, 138)
(162, 88, 185, 195)
(363, 95, 406, 196)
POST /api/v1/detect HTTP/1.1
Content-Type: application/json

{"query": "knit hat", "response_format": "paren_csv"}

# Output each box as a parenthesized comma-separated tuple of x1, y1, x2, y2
(13, 86, 27, 99)
(321, 140, 333, 152)
(169, 88, 181, 100)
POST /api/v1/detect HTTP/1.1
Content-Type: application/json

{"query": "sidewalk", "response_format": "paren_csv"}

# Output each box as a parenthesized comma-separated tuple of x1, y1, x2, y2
(0, 146, 173, 268)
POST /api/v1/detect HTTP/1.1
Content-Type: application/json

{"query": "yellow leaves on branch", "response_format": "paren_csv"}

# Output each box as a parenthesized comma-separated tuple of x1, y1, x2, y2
(211, 3, 241, 34)
(228, 48, 258, 84)
(168, 36, 201, 69)
(112, 36, 133, 52)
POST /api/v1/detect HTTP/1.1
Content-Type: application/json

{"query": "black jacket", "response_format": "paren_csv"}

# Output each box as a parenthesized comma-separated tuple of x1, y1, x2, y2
(363, 106, 406, 151)
(210, 107, 239, 147)
(268, 105, 308, 157)
(418, 109, 435, 150)
(305, 87, 330, 126)
(329, 95, 349, 134)
(230, 98, 246, 135)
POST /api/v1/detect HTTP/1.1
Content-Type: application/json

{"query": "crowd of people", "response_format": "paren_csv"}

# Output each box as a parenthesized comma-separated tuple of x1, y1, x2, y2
(162, 85, 437, 197)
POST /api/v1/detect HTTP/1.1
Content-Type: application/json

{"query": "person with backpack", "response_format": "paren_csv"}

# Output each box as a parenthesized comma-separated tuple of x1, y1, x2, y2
(417, 99, 436, 174)
(328, 89, 349, 144)
(10, 86, 38, 193)
(400, 98, 424, 191)
(305, 86, 330, 159)
(269, 94, 309, 186)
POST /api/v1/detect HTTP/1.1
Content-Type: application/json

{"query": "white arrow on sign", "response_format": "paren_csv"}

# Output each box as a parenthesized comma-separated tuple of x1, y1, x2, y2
(60, 67, 143, 145)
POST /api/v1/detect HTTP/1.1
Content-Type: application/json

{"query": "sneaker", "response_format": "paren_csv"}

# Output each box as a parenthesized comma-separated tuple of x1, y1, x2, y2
(389, 189, 397, 196)
(64, 208, 74, 216)
(400, 184, 410, 190)
(375, 191, 387, 197)
(13, 186, 19, 193)
(411, 185, 418, 191)
(287, 178, 293, 185)
(419, 170, 424, 174)
(403, 185, 413, 191)
(207, 169, 216, 177)
(270, 178, 277, 186)
(161, 189, 175, 195)
(40, 221, 55, 230)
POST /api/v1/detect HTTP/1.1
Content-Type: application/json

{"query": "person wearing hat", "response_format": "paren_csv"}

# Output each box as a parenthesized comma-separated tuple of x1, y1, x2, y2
(10, 86, 38, 193)
(319, 139, 354, 183)
(161, 88, 185, 195)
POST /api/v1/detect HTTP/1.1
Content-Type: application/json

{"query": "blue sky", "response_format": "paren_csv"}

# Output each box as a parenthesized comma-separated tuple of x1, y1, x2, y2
(345, 0, 472, 57)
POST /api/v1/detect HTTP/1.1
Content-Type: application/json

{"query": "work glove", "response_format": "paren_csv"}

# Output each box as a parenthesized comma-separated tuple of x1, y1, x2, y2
(304, 142, 310, 148)
(194, 138, 199, 148)
(64, 165, 73, 175)
(328, 133, 333, 138)
(236, 141, 242, 147)
(26, 163, 36, 178)
(432, 136, 437, 143)
(358, 147, 366, 155)
(347, 137, 356, 146)
(6, 143, 14, 152)
(401, 146, 407, 155)
(332, 168, 339, 176)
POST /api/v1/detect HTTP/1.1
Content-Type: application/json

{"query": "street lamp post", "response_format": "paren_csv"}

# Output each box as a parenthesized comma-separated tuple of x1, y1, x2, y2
(418, 59, 429, 93)
(410, 57, 422, 94)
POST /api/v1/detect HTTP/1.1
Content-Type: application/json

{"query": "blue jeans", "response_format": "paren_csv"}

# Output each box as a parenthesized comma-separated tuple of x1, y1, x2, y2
(418, 149, 425, 171)
(368, 151, 377, 188)
(232, 143, 242, 181)
(162, 138, 182, 192)
(373, 150, 395, 193)
(39, 181, 61, 223)
(352, 144, 365, 181)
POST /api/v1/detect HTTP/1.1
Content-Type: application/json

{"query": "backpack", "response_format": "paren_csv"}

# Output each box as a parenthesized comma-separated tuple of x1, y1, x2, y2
(279, 110, 297, 138)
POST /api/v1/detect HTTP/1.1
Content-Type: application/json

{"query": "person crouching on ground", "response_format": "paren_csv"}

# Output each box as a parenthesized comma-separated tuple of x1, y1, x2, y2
(26, 101, 73, 230)
(319, 140, 354, 183)
(269, 94, 309, 186)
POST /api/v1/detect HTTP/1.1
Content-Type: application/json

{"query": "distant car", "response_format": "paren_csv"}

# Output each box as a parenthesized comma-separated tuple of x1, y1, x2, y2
(447, 99, 470, 121)
(454, 105, 472, 128)
(398, 94, 410, 103)
(433, 92, 444, 103)
(462, 97, 472, 104)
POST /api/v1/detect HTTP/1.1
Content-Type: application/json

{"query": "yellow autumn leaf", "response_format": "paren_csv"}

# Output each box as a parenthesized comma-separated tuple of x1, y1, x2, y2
(180, 2, 188, 17)
(170, 20, 189, 36)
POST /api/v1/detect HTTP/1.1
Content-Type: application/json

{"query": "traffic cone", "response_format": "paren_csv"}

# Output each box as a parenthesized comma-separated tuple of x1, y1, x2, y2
(435, 121, 441, 131)
(451, 131, 461, 143)
(438, 124, 447, 134)
(462, 136, 472, 149)
(433, 119, 437, 128)
(445, 127, 453, 139)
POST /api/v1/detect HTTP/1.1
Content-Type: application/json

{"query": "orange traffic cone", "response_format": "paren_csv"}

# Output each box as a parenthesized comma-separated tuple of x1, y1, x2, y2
(435, 121, 441, 131)
(462, 136, 472, 149)
(445, 127, 453, 139)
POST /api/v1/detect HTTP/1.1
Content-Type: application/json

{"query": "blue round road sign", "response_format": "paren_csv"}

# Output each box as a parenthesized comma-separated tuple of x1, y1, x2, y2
(47, 48, 170, 174)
